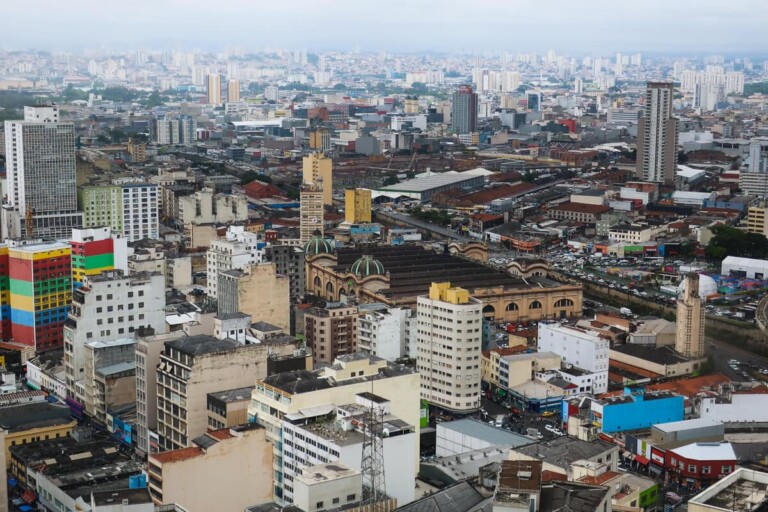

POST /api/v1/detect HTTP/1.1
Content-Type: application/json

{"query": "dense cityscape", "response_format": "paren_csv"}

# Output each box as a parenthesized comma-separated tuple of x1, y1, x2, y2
(1, 3, 768, 512)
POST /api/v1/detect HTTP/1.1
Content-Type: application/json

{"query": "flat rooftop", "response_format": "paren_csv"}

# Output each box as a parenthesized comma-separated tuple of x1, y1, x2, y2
(611, 344, 692, 365)
(208, 386, 254, 403)
(438, 419, 532, 448)
(512, 436, 616, 469)
(377, 172, 481, 193)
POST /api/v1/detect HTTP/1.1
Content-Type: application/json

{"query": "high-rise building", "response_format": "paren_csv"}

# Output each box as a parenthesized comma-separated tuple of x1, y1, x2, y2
(9, 242, 72, 352)
(416, 282, 483, 414)
(79, 183, 160, 242)
(527, 91, 542, 112)
(747, 203, 768, 236)
(226, 79, 240, 102)
(206, 74, 222, 105)
(746, 137, 768, 173)
(450, 85, 478, 135)
(0, 245, 10, 340)
(304, 304, 358, 364)
(536, 322, 610, 394)
(155, 334, 298, 451)
(357, 307, 413, 361)
(205, 226, 263, 300)
(300, 183, 324, 243)
(344, 188, 372, 224)
(636, 81, 679, 185)
(302, 153, 333, 205)
(265, 244, 306, 300)
(64, 271, 166, 398)
(676, 273, 706, 359)
(3, 105, 82, 239)
(69, 227, 128, 289)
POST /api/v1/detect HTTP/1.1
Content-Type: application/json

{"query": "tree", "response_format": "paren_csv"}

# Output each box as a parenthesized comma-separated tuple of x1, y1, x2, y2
(706, 225, 768, 260)
(240, 170, 273, 185)
(382, 176, 400, 186)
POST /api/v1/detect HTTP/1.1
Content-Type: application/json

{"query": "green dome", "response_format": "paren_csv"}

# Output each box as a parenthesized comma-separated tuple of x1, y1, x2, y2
(350, 255, 386, 278)
(304, 232, 334, 256)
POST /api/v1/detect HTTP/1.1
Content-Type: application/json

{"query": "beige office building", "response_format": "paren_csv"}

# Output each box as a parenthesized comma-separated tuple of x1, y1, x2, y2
(676, 273, 705, 359)
(300, 183, 324, 243)
(416, 282, 483, 414)
(302, 153, 333, 205)
(636, 81, 679, 185)
(218, 263, 290, 331)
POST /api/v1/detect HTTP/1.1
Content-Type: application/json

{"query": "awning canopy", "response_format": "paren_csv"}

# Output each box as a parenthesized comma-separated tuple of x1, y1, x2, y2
(649, 464, 664, 475)
(635, 455, 650, 465)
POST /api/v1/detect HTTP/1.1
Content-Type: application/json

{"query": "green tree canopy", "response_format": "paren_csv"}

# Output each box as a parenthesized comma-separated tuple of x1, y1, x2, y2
(706, 225, 768, 260)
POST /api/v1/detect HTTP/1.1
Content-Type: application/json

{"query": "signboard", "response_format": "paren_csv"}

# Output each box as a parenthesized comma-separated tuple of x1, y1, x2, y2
(419, 400, 429, 428)
(149, 431, 160, 454)
(112, 417, 132, 446)
(651, 447, 666, 465)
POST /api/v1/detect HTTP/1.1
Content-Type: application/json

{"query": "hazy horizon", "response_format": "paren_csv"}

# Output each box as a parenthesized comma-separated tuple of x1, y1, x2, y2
(2, 0, 767, 55)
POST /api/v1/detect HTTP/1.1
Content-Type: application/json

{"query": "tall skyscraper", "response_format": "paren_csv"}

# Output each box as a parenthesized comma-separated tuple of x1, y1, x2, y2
(676, 274, 705, 359)
(3, 105, 82, 239)
(416, 282, 483, 414)
(226, 79, 240, 102)
(300, 183, 324, 243)
(206, 74, 222, 105)
(450, 85, 478, 135)
(636, 81, 679, 185)
(302, 152, 333, 205)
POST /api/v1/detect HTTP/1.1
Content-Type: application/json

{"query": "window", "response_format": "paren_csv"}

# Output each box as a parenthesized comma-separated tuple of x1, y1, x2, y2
(316, 502, 323, 510)
(332, 498, 340, 505)
(702, 466, 711, 474)
(688, 464, 696, 473)
(347, 494, 356, 502)
(529, 300, 542, 310)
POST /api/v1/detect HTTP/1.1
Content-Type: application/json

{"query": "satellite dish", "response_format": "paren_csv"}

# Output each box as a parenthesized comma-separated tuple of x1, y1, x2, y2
(310, 217, 318, 224)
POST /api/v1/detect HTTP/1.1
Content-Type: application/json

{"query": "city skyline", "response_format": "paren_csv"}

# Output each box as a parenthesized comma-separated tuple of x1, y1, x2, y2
(3, 0, 768, 54)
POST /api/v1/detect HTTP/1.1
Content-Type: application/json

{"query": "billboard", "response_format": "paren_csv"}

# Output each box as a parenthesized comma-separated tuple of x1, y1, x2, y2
(112, 416, 133, 446)
(419, 400, 429, 428)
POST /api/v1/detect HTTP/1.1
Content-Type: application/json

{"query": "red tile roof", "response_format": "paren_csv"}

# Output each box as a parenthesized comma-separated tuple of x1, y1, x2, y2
(151, 447, 203, 464)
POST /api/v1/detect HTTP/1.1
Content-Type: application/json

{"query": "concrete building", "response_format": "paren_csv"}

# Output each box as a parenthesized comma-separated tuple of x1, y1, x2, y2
(451, 85, 478, 135)
(508, 435, 619, 475)
(136, 331, 186, 456)
(300, 183, 325, 243)
(537, 323, 609, 394)
(65, 271, 166, 399)
(0, 402, 76, 465)
(80, 183, 160, 242)
(589, 387, 684, 433)
(303, 153, 333, 205)
(293, 464, 365, 512)
(357, 307, 412, 361)
(373, 171, 485, 202)
(651, 418, 725, 449)
(687, 467, 768, 511)
(69, 227, 129, 288)
(176, 188, 248, 228)
(636, 81, 679, 185)
(746, 136, 768, 173)
(155, 334, 297, 451)
(676, 274, 706, 359)
(265, 244, 306, 300)
(90, 488, 153, 512)
(304, 304, 358, 364)
(344, 188, 372, 224)
(227, 79, 240, 102)
(3, 105, 82, 239)
(248, 354, 420, 506)
(281, 394, 417, 505)
(747, 203, 768, 236)
(148, 425, 273, 512)
(206, 386, 253, 430)
(435, 418, 531, 457)
(700, 394, 768, 423)
(217, 263, 290, 331)
(206, 226, 263, 300)
(206, 74, 222, 105)
(498, 351, 562, 390)
(417, 282, 483, 414)
(80, 338, 136, 424)
(666, 442, 737, 490)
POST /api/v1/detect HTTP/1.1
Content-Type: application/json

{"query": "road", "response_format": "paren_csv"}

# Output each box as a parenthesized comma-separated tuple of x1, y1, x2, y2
(708, 337, 768, 382)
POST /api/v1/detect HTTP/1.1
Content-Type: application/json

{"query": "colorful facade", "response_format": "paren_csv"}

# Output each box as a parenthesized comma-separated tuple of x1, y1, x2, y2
(0, 245, 10, 340)
(70, 229, 118, 288)
(9, 242, 72, 352)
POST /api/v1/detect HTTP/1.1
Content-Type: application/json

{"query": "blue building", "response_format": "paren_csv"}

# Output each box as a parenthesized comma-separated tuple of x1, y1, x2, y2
(592, 387, 684, 433)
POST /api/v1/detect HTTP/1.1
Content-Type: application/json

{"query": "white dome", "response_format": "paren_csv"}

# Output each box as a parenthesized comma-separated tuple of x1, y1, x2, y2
(677, 274, 718, 302)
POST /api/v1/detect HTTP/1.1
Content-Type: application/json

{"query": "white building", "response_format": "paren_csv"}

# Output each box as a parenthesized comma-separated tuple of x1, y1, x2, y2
(206, 226, 264, 299)
(176, 188, 248, 227)
(120, 183, 160, 241)
(537, 322, 609, 394)
(282, 395, 417, 506)
(721, 256, 768, 279)
(671, 191, 716, 207)
(293, 464, 363, 512)
(64, 271, 166, 399)
(746, 137, 768, 173)
(3, 104, 83, 239)
(700, 394, 768, 423)
(357, 307, 412, 361)
(436, 418, 531, 457)
(416, 282, 483, 414)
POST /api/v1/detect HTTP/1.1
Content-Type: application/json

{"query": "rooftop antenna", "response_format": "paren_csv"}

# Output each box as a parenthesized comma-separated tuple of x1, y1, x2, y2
(360, 381, 386, 507)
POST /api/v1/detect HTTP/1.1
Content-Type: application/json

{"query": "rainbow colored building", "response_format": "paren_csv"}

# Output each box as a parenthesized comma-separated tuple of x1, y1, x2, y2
(0, 245, 10, 340)
(9, 242, 72, 352)
(70, 227, 122, 288)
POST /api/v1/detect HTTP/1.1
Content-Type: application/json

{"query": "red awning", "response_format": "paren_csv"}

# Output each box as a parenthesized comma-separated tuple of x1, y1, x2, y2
(635, 455, 650, 465)
(22, 489, 36, 504)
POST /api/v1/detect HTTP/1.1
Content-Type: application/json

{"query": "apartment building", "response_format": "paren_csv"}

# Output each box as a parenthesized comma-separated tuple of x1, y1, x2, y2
(537, 322, 610, 394)
(416, 282, 483, 414)
(80, 183, 160, 241)
(357, 307, 412, 361)
(64, 271, 165, 399)
(217, 263, 290, 331)
(206, 226, 263, 299)
(155, 334, 297, 451)
(304, 304, 358, 364)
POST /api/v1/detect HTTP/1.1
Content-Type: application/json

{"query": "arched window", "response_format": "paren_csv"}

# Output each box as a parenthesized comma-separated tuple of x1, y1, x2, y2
(505, 303, 519, 311)
(554, 298, 574, 308)
(529, 300, 542, 310)
(313, 276, 322, 289)
(482, 305, 496, 318)
(326, 282, 334, 296)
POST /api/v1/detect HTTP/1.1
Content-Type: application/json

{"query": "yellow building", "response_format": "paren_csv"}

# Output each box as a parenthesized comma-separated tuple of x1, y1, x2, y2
(148, 426, 273, 511)
(303, 153, 333, 205)
(747, 205, 768, 236)
(0, 402, 76, 466)
(219, 263, 290, 332)
(344, 188, 372, 224)
(127, 138, 147, 162)
(300, 184, 325, 243)
(227, 79, 241, 102)
(308, 128, 331, 152)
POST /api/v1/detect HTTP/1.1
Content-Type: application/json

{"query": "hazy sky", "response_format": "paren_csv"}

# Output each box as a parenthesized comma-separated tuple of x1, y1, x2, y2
(3, 0, 767, 54)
